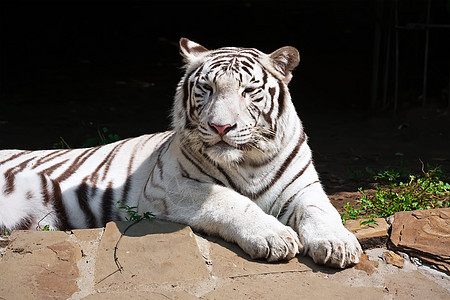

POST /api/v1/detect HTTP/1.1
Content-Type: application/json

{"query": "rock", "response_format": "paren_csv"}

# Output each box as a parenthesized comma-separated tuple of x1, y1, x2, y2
(389, 208, 450, 274)
(354, 253, 379, 275)
(94, 220, 210, 290)
(0, 236, 9, 248)
(200, 234, 310, 278)
(203, 271, 385, 300)
(384, 271, 450, 299)
(0, 230, 82, 299)
(384, 251, 404, 268)
(344, 218, 389, 249)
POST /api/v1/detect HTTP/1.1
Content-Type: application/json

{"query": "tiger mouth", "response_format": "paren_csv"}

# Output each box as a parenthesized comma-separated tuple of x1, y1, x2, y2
(210, 140, 254, 152)
(212, 140, 234, 149)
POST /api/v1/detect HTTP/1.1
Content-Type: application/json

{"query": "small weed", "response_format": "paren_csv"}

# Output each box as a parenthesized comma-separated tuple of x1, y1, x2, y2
(83, 127, 120, 147)
(36, 212, 59, 231)
(342, 164, 450, 223)
(53, 127, 120, 149)
(53, 137, 71, 149)
(117, 200, 155, 222)
(39, 224, 58, 231)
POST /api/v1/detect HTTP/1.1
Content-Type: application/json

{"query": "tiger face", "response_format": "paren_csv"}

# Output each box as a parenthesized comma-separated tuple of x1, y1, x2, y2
(174, 38, 300, 165)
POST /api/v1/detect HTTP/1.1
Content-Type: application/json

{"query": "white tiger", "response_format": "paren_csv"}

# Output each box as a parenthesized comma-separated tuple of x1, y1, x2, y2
(0, 38, 362, 268)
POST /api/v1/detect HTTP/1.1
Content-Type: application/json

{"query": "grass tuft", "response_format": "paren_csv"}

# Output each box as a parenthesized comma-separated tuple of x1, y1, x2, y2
(342, 163, 450, 223)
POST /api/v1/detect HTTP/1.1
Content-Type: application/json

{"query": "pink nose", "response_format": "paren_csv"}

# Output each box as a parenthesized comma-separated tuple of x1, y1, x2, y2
(209, 123, 233, 136)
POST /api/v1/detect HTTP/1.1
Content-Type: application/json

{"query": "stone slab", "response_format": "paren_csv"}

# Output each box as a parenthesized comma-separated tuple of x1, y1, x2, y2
(94, 220, 210, 291)
(71, 227, 104, 242)
(384, 271, 450, 299)
(344, 218, 389, 249)
(84, 290, 198, 299)
(203, 235, 310, 278)
(204, 272, 386, 300)
(390, 208, 450, 274)
(0, 230, 82, 299)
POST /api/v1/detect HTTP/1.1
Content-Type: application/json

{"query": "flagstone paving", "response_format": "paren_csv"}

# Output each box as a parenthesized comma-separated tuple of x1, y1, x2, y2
(0, 210, 449, 299)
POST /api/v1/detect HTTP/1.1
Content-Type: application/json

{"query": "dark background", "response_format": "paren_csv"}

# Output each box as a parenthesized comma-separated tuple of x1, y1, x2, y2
(1, 0, 449, 200)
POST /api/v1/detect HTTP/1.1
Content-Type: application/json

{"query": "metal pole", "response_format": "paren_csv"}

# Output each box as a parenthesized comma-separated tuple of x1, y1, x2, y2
(382, 2, 393, 108)
(422, 0, 431, 105)
(371, 0, 383, 109)
(394, 0, 399, 111)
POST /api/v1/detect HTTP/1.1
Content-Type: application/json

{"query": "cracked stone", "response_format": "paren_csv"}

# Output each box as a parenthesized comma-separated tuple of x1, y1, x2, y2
(389, 208, 450, 274)
(94, 220, 209, 290)
(201, 234, 309, 278)
(0, 230, 81, 299)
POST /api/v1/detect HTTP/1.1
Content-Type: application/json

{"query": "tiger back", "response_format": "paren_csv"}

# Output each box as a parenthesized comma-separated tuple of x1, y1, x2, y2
(0, 38, 361, 268)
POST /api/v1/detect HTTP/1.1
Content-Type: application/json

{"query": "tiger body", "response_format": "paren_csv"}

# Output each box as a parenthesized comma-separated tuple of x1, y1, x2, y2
(0, 38, 361, 267)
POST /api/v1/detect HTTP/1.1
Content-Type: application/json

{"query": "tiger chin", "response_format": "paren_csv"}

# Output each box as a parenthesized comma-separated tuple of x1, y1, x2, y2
(0, 38, 362, 268)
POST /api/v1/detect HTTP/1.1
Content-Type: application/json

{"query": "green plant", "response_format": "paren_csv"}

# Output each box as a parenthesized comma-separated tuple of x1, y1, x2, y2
(53, 137, 71, 149)
(53, 127, 120, 149)
(117, 200, 155, 222)
(82, 127, 120, 147)
(342, 165, 450, 223)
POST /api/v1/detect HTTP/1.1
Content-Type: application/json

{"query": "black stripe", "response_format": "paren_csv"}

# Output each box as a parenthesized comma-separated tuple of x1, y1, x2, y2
(50, 178, 70, 230)
(178, 161, 202, 183)
(102, 182, 115, 226)
(33, 149, 71, 168)
(39, 159, 70, 177)
(251, 131, 306, 199)
(100, 139, 132, 181)
(0, 151, 30, 166)
(88, 139, 129, 185)
(215, 163, 240, 192)
(180, 149, 225, 186)
(3, 171, 15, 195)
(40, 174, 51, 204)
(76, 182, 97, 228)
(241, 66, 252, 76)
(277, 81, 286, 118)
(156, 142, 170, 181)
(8, 157, 36, 174)
(182, 66, 203, 127)
(241, 60, 253, 70)
(56, 147, 101, 183)
(277, 158, 313, 198)
(278, 192, 299, 219)
(121, 140, 142, 204)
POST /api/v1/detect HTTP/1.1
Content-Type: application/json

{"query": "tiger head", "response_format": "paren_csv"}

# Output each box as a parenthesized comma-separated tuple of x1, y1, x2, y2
(173, 38, 300, 166)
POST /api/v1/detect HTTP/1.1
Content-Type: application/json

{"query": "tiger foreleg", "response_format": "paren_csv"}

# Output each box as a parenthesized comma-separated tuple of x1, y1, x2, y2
(281, 186, 362, 268)
(145, 180, 301, 262)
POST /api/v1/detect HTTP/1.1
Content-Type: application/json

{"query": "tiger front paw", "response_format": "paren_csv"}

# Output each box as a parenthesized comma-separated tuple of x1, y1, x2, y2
(299, 222, 362, 268)
(237, 216, 302, 262)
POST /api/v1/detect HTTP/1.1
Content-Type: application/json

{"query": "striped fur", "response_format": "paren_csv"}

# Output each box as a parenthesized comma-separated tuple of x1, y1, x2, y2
(0, 38, 361, 267)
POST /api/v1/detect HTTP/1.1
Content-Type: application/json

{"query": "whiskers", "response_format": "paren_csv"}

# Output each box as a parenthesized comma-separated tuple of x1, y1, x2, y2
(238, 126, 275, 151)
(179, 122, 279, 167)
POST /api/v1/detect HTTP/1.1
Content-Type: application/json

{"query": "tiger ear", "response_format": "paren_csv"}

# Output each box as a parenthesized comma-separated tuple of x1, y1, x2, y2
(269, 46, 300, 83)
(179, 38, 209, 63)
